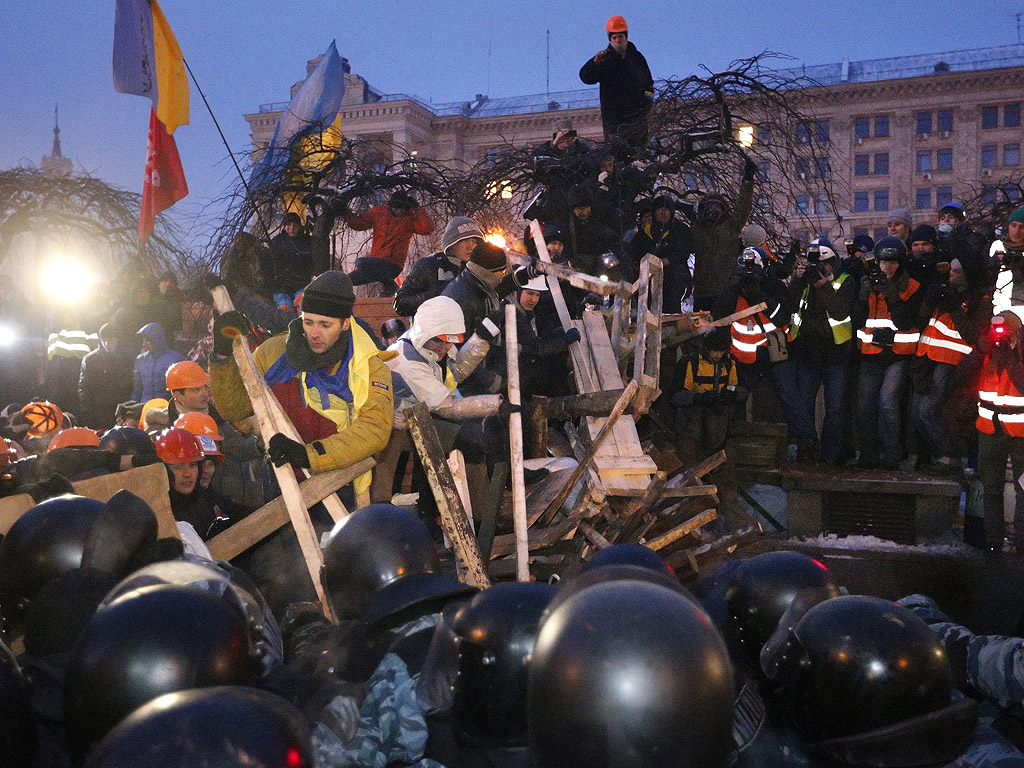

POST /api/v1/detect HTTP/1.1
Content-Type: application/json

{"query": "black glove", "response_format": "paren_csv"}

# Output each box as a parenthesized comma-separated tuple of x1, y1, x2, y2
(496, 266, 537, 297)
(475, 311, 503, 344)
(742, 157, 758, 182)
(693, 390, 719, 405)
(213, 310, 252, 357)
(267, 433, 310, 469)
(563, 328, 581, 345)
(497, 400, 523, 420)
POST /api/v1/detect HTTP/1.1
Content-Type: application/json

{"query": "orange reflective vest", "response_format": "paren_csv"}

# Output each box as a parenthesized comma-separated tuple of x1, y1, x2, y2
(977, 358, 1024, 437)
(916, 309, 973, 366)
(730, 296, 783, 364)
(857, 278, 921, 355)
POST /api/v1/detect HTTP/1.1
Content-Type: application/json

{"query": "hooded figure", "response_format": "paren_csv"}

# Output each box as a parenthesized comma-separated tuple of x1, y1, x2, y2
(131, 322, 184, 403)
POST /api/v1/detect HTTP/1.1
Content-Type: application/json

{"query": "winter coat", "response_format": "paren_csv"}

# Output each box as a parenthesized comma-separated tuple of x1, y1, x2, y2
(209, 326, 392, 475)
(691, 178, 756, 301)
(531, 139, 593, 223)
(341, 205, 435, 270)
(393, 252, 462, 317)
(386, 337, 458, 429)
(79, 344, 134, 429)
(787, 268, 856, 367)
(132, 322, 184, 402)
(578, 41, 654, 139)
(265, 230, 314, 294)
(441, 265, 511, 395)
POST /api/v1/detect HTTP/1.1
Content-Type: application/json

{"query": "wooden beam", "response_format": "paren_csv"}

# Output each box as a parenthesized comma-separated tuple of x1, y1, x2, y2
(661, 484, 719, 498)
(666, 450, 727, 489)
(538, 381, 639, 526)
(207, 459, 374, 561)
(579, 522, 612, 550)
(562, 423, 607, 505)
(489, 511, 585, 558)
(505, 303, 530, 582)
(641, 509, 719, 551)
(406, 403, 491, 589)
(507, 250, 628, 297)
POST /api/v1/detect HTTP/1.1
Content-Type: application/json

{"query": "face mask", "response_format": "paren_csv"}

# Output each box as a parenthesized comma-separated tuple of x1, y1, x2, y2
(938, 223, 953, 234)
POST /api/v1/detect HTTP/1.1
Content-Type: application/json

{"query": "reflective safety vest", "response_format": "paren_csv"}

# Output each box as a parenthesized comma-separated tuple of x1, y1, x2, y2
(856, 278, 921, 355)
(46, 329, 99, 361)
(977, 359, 1024, 437)
(916, 309, 973, 366)
(787, 273, 853, 345)
(683, 354, 738, 394)
(731, 296, 784, 364)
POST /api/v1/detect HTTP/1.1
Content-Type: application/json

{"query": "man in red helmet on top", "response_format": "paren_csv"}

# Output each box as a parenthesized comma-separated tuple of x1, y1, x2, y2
(579, 14, 654, 154)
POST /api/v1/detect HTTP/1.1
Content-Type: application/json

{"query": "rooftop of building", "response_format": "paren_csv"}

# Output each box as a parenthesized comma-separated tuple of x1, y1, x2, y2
(256, 43, 1024, 119)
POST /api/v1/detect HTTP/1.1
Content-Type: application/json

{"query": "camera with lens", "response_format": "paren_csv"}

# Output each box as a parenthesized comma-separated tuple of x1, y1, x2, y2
(863, 252, 884, 280)
(844, 237, 856, 257)
(803, 245, 824, 283)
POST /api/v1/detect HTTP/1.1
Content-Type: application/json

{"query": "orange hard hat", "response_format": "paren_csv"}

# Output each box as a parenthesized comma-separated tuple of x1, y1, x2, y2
(154, 427, 205, 465)
(47, 427, 101, 452)
(139, 398, 169, 432)
(21, 401, 64, 438)
(173, 412, 223, 441)
(165, 361, 209, 391)
(606, 15, 628, 33)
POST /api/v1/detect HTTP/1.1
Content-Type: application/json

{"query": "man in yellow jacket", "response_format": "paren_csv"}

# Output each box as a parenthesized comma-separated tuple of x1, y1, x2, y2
(209, 271, 392, 495)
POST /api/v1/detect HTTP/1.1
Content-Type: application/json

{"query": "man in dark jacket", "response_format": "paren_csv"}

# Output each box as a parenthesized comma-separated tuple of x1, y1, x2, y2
(628, 196, 694, 314)
(393, 216, 483, 317)
(78, 323, 134, 429)
(264, 212, 315, 304)
(531, 120, 592, 226)
(579, 14, 653, 154)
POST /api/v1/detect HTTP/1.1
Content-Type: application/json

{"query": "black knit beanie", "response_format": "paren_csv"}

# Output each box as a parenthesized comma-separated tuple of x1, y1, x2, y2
(301, 271, 356, 319)
(470, 242, 507, 271)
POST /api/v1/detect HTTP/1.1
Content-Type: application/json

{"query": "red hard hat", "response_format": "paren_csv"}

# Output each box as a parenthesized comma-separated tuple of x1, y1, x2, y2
(47, 427, 101, 452)
(165, 361, 209, 391)
(0, 438, 16, 469)
(606, 15, 628, 33)
(154, 428, 205, 465)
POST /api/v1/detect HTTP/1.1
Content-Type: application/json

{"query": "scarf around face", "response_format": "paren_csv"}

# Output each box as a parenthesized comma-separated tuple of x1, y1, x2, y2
(264, 317, 354, 409)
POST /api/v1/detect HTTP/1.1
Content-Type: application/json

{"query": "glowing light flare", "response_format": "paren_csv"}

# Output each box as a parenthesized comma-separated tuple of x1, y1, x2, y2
(0, 326, 14, 347)
(484, 231, 506, 249)
(39, 256, 95, 304)
(738, 125, 755, 148)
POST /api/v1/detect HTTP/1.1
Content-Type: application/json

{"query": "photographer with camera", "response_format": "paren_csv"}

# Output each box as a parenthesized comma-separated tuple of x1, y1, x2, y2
(993, 205, 1024, 316)
(912, 243, 992, 474)
(855, 237, 924, 469)
(784, 238, 855, 463)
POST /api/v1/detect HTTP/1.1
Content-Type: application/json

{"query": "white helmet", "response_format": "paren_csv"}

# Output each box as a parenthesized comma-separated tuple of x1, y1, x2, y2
(411, 296, 466, 349)
(522, 276, 549, 292)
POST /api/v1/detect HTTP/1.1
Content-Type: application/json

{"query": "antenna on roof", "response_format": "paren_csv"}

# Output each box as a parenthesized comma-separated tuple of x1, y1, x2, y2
(1018, 13, 1022, 44)
(547, 29, 551, 95)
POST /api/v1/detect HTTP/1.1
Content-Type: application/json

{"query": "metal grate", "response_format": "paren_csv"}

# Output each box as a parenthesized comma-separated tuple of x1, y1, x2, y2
(822, 492, 916, 544)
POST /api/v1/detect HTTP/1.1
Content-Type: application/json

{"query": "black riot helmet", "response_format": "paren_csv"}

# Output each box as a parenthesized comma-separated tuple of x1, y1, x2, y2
(766, 595, 976, 766)
(0, 640, 37, 766)
(528, 581, 734, 768)
(64, 583, 261, 762)
(84, 686, 312, 768)
(0, 494, 104, 624)
(582, 543, 675, 577)
(98, 426, 156, 456)
(719, 550, 840, 677)
(321, 504, 476, 629)
(451, 582, 556, 748)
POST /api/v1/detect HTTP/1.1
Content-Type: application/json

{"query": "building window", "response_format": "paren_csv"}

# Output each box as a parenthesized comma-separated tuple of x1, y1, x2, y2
(794, 230, 810, 244)
(796, 123, 811, 143)
(982, 145, 998, 167)
(796, 158, 810, 178)
(915, 188, 932, 209)
(1007, 103, 1021, 128)
(874, 153, 889, 175)
(936, 149, 953, 171)
(853, 228, 869, 237)
(816, 157, 831, 179)
(796, 195, 810, 214)
(875, 115, 890, 137)
(854, 191, 869, 212)
(813, 195, 829, 215)
(937, 110, 953, 133)
(874, 190, 889, 211)
(855, 154, 870, 176)
(1006, 143, 1021, 167)
(981, 185, 997, 207)
(936, 187, 953, 208)
(916, 151, 932, 172)
(916, 112, 933, 135)
(1005, 185, 1022, 203)
(982, 106, 999, 129)
(855, 117, 870, 139)
(816, 121, 830, 145)
(874, 226, 889, 242)
(757, 127, 772, 145)
(756, 162, 771, 182)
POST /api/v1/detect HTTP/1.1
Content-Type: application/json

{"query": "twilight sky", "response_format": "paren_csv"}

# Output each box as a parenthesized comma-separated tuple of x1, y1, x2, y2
(0, 0, 1020, 249)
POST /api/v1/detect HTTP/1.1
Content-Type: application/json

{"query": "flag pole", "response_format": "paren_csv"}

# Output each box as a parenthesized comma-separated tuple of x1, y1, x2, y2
(182, 57, 273, 240)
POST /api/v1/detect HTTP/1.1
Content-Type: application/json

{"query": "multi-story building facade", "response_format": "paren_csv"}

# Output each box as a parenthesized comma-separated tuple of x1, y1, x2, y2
(246, 44, 1024, 259)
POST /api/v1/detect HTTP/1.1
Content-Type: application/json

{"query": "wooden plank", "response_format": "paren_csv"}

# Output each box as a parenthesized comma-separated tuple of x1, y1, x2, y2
(208, 459, 374, 561)
(489, 511, 585, 558)
(505, 303, 530, 582)
(592, 456, 661, 475)
(666, 450, 727, 489)
(641, 509, 719, 551)
(579, 522, 612, 550)
(563, 423, 607, 504)
(406, 403, 491, 589)
(539, 381, 638, 526)
(635, 255, 664, 414)
(507, 251, 627, 297)
(528, 219, 596, 393)
(661, 484, 719, 498)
